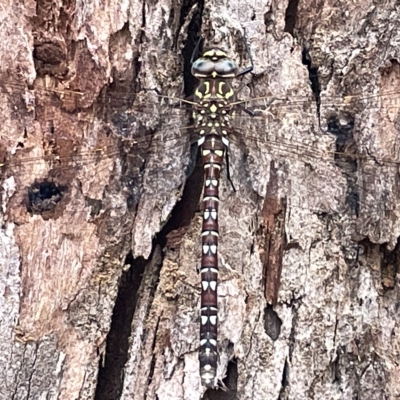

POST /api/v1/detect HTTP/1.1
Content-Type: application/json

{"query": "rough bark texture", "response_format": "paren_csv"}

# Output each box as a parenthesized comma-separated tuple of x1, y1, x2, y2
(1, 0, 400, 399)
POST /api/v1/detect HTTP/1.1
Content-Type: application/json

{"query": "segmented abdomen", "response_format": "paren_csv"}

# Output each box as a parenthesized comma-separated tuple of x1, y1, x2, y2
(198, 134, 225, 386)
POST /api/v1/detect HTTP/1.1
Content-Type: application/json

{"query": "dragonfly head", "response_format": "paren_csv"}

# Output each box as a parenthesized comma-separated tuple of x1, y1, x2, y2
(191, 48, 238, 78)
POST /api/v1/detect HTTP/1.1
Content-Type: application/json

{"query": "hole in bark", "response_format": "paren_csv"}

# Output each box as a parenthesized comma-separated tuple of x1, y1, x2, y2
(264, 304, 282, 340)
(95, 252, 147, 400)
(27, 180, 64, 216)
(284, 0, 299, 34)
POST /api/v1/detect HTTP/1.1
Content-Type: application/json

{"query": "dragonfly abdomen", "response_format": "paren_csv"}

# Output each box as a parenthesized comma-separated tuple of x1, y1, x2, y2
(199, 134, 225, 386)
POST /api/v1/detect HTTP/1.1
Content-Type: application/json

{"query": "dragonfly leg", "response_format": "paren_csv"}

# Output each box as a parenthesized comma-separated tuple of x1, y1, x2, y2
(143, 87, 189, 108)
(239, 96, 277, 116)
(236, 28, 254, 77)
(225, 148, 237, 192)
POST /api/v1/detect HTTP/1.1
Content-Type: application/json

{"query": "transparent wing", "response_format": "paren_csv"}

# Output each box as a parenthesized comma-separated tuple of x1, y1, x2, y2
(1, 79, 399, 215)
(2, 82, 399, 164)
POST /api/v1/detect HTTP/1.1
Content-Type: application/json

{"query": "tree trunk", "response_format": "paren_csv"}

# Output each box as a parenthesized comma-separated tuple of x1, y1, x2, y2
(1, 0, 399, 399)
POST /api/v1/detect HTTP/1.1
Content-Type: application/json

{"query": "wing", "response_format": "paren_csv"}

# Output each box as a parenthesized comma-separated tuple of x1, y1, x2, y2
(1, 79, 399, 217)
(2, 81, 399, 164)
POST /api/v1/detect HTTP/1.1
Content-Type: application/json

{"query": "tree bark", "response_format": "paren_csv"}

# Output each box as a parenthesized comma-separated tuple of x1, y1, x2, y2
(1, 0, 399, 399)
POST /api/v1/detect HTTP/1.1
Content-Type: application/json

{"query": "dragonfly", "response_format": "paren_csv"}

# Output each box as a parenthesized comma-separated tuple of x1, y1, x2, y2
(1, 37, 400, 388)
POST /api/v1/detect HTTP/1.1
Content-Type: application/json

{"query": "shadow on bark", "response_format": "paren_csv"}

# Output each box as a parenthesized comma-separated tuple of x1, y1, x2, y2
(95, 253, 147, 400)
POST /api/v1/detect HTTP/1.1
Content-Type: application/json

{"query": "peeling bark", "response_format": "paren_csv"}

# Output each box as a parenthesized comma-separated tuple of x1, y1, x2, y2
(1, 0, 400, 399)
(257, 160, 286, 306)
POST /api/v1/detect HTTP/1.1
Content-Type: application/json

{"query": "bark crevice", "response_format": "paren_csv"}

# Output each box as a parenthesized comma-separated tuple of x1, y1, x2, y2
(95, 253, 147, 400)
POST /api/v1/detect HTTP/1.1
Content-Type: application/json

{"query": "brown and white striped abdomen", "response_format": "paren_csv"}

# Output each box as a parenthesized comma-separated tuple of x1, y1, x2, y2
(198, 134, 225, 386)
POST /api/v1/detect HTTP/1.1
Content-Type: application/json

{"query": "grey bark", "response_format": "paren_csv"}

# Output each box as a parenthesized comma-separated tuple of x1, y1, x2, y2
(0, 0, 399, 399)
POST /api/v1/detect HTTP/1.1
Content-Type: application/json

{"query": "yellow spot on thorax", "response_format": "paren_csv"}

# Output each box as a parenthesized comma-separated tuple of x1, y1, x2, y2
(209, 104, 217, 113)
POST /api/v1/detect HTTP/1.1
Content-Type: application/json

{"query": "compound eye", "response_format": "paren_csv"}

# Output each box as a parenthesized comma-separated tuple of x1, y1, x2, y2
(214, 59, 237, 75)
(192, 58, 215, 74)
